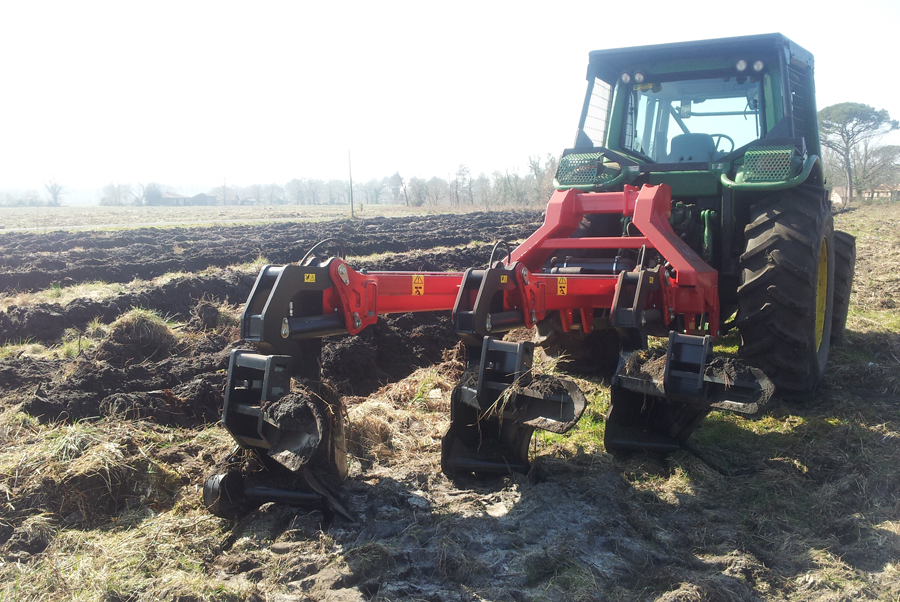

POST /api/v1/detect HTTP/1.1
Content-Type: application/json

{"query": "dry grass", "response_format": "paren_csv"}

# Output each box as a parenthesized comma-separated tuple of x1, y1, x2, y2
(0, 202, 430, 232)
(0, 404, 242, 601)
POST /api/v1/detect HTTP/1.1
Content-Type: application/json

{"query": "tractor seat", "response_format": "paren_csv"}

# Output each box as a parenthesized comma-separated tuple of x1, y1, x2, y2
(668, 133, 716, 162)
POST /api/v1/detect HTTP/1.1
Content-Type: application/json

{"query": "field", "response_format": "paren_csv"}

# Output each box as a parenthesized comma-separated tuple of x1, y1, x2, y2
(0, 203, 898, 601)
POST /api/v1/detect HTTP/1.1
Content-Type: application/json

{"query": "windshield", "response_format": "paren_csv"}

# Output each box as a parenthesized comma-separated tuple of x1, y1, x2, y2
(623, 76, 763, 163)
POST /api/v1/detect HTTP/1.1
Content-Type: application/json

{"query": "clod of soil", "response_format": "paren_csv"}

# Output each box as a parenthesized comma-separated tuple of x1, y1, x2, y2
(262, 382, 340, 473)
(95, 309, 179, 367)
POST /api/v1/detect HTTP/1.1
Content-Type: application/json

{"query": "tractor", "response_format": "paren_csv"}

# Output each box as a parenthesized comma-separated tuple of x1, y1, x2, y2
(204, 33, 856, 519)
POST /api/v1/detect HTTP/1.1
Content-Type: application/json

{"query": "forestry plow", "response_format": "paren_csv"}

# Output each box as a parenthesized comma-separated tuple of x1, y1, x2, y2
(205, 33, 858, 519)
(204, 184, 772, 519)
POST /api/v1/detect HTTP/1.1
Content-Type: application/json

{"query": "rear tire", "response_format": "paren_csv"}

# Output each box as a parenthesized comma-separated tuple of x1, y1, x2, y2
(737, 184, 835, 401)
(831, 231, 856, 345)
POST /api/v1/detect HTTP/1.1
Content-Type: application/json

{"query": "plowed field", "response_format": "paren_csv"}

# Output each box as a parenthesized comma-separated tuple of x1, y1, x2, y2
(1, 206, 899, 602)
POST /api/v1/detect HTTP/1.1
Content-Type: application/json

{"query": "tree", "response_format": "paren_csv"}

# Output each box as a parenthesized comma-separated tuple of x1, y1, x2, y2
(453, 165, 471, 206)
(286, 179, 303, 205)
(100, 182, 131, 206)
(326, 179, 348, 205)
(267, 183, 284, 205)
(407, 177, 428, 207)
(851, 144, 900, 200)
(132, 183, 147, 206)
(528, 154, 558, 204)
(303, 179, 323, 205)
(133, 182, 165, 206)
(819, 102, 898, 202)
(390, 172, 408, 205)
(470, 173, 490, 210)
(144, 183, 163, 206)
(364, 178, 386, 205)
(45, 178, 64, 206)
(248, 183, 263, 204)
(212, 179, 235, 204)
(425, 177, 447, 207)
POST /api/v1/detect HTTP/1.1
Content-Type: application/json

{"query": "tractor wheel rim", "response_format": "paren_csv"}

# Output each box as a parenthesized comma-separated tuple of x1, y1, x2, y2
(815, 237, 829, 352)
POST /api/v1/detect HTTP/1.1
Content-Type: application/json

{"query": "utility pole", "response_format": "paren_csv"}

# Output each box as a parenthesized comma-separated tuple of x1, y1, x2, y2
(348, 150, 355, 218)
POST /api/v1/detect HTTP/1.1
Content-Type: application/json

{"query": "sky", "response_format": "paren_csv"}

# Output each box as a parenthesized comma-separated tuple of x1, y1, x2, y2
(1, 0, 898, 201)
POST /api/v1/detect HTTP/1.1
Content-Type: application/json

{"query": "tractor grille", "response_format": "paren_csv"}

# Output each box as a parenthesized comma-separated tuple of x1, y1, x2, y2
(555, 152, 620, 188)
(788, 64, 809, 141)
(742, 146, 796, 182)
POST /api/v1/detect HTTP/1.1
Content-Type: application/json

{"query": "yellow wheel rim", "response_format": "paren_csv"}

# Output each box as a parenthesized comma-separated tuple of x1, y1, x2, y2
(815, 237, 829, 352)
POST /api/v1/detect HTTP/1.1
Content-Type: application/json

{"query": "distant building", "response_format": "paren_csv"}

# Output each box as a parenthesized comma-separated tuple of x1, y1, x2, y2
(191, 193, 218, 206)
(831, 185, 900, 203)
(156, 191, 191, 206)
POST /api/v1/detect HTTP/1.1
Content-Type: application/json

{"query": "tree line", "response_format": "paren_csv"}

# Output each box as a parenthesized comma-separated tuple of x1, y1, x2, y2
(4, 103, 898, 209)
(0, 155, 560, 210)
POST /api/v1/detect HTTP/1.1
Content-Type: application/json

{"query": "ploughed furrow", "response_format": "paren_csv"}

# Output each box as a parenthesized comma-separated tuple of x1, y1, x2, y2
(0, 241, 503, 346)
(0, 211, 542, 293)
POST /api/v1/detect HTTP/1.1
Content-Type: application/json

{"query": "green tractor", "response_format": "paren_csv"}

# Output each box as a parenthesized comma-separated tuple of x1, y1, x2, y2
(541, 33, 856, 400)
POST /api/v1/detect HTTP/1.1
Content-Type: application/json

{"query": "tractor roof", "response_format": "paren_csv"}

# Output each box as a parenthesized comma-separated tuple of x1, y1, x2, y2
(588, 33, 813, 84)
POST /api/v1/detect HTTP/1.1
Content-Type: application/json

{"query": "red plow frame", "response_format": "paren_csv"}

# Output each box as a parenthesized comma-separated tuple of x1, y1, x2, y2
(205, 184, 772, 518)
(248, 184, 719, 349)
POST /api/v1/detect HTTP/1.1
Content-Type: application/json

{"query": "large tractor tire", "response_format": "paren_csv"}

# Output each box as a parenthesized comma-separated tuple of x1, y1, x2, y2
(831, 231, 856, 345)
(737, 185, 835, 402)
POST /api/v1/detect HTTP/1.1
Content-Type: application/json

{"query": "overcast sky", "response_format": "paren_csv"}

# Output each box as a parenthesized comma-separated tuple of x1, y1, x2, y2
(1, 0, 898, 198)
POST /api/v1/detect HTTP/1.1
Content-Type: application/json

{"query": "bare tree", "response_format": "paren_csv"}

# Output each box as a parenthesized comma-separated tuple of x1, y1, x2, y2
(425, 176, 447, 206)
(326, 179, 348, 205)
(132, 183, 147, 206)
(100, 182, 131, 206)
(851, 143, 900, 200)
(303, 179, 323, 205)
(285, 179, 303, 204)
(364, 179, 386, 206)
(528, 154, 558, 204)
(211, 179, 235, 204)
(473, 173, 493, 210)
(267, 183, 284, 205)
(454, 165, 471, 206)
(249, 183, 263, 204)
(45, 178, 64, 206)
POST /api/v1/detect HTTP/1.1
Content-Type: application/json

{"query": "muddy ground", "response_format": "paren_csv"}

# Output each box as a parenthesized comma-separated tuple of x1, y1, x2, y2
(0, 211, 540, 293)
(1, 207, 899, 601)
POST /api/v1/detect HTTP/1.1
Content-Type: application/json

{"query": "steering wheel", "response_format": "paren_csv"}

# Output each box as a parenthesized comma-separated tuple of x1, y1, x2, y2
(711, 134, 735, 154)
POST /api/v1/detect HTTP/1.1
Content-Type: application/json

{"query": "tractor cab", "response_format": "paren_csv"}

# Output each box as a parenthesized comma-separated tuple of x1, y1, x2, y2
(623, 76, 761, 163)
(557, 33, 820, 194)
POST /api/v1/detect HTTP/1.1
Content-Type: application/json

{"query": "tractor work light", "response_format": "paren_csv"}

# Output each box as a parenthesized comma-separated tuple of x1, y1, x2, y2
(634, 71, 645, 83)
(753, 60, 764, 72)
(735, 59, 748, 72)
(621, 72, 631, 84)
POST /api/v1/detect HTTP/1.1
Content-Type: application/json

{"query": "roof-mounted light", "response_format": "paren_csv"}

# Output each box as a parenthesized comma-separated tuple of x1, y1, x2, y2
(735, 59, 748, 72)
(752, 60, 765, 72)
(621, 72, 631, 84)
(633, 71, 645, 83)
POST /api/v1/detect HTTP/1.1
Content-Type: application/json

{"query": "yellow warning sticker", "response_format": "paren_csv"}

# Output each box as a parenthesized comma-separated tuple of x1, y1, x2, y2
(412, 274, 425, 296)
(557, 277, 568, 295)
(304, 273, 315, 283)
(500, 275, 508, 284)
